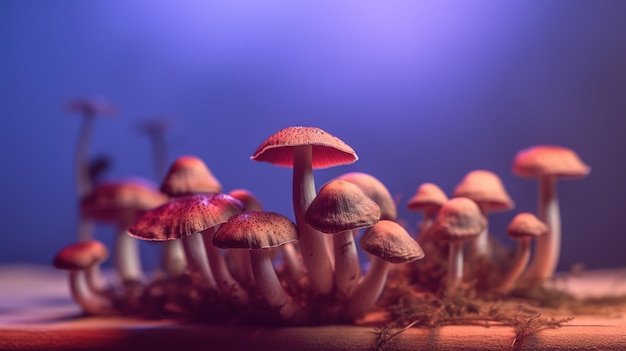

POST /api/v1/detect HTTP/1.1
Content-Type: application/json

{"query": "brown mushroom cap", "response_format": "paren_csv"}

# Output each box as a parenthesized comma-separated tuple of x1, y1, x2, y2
(335, 172, 397, 221)
(128, 193, 243, 241)
(453, 170, 514, 212)
(512, 145, 591, 179)
(53, 240, 109, 270)
(359, 220, 425, 264)
(430, 197, 487, 242)
(507, 212, 548, 239)
(213, 211, 298, 250)
(250, 126, 358, 169)
(81, 178, 168, 226)
(407, 182, 449, 213)
(305, 179, 381, 234)
(160, 155, 222, 197)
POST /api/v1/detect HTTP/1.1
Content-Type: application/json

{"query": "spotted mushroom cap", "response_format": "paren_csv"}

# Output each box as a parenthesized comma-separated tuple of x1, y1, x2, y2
(407, 182, 449, 214)
(305, 179, 381, 234)
(53, 240, 109, 270)
(452, 170, 515, 212)
(507, 212, 548, 239)
(250, 126, 358, 169)
(160, 155, 222, 197)
(430, 197, 487, 243)
(512, 145, 591, 180)
(213, 211, 298, 250)
(359, 220, 425, 264)
(128, 193, 243, 241)
(335, 172, 397, 221)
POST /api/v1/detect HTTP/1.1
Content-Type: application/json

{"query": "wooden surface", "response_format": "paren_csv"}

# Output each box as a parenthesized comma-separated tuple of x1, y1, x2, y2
(1, 265, 625, 350)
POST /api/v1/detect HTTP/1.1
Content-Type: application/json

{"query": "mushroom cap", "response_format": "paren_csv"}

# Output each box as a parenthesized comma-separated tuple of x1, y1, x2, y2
(228, 189, 263, 211)
(65, 97, 117, 117)
(305, 179, 381, 234)
(512, 145, 591, 179)
(359, 220, 425, 264)
(335, 172, 397, 221)
(407, 182, 449, 213)
(128, 193, 243, 241)
(430, 197, 487, 243)
(53, 240, 109, 270)
(160, 155, 222, 197)
(81, 178, 168, 226)
(250, 126, 358, 169)
(507, 212, 548, 239)
(452, 170, 515, 212)
(213, 211, 298, 250)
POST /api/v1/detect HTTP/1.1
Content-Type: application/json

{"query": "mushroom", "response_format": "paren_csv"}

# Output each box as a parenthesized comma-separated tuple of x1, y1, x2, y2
(129, 193, 249, 305)
(343, 220, 424, 321)
(159, 155, 223, 280)
(407, 182, 449, 238)
(136, 117, 172, 179)
(213, 211, 304, 323)
(81, 178, 168, 283)
(495, 213, 547, 294)
(512, 145, 590, 284)
(305, 179, 381, 300)
(452, 170, 515, 258)
(250, 126, 358, 296)
(429, 197, 487, 294)
(65, 96, 117, 241)
(52, 240, 112, 315)
(335, 172, 397, 221)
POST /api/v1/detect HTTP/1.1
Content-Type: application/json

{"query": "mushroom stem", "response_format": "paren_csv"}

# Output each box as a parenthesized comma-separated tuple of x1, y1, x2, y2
(343, 258, 389, 321)
(292, 145, 334, 296)
(84, 264, 107, 293)
(523, 176, 560, 284)
(182, 233, 218, 290)
(68, 270, 112, 315)
(228, 250, 256, 289)
(334, 230, 360, 300)
(447, 242, 464, 294)
(495, 239, 531, 294)
(114, 228, 143, 282)
(250, 249, 301, 322)
(162, 240, 187, 277)
(470, 205, 490, 258)
(202, 227, 249, 305)
(279, 242, 306, 284)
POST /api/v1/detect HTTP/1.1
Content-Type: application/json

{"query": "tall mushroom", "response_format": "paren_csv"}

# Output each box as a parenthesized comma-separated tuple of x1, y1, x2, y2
(213, 211, 304, 323)
(495, 213, 547, 294)
(513, 145, 590, 284)
(343, 220, 424, 321)
(53, 240, 112, 315)
(305, 179, 381, 300)
(251, 126, 358, 296)
(452, 170, 514, 258)
(429, 197, 487, 294)
(335, 172, 397, 221)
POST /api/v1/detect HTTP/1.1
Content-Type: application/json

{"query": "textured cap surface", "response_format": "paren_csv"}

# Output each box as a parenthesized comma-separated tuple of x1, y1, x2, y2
(213, 211, 298, 249)
(430, 197, 487, 242)
(336, 172, 397, 221)
(359, 220, 425, 264)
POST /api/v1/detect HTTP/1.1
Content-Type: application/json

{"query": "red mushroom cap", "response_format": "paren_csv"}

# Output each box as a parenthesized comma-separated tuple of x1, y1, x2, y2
(53, 240, 109, 270)
(160, 156, 222, 197)
(512, 145, 590, 179)
(213, 211, 298, 250)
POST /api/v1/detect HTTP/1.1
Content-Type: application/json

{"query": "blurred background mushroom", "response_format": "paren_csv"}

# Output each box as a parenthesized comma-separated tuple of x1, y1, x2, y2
(1, 1, 625, 274)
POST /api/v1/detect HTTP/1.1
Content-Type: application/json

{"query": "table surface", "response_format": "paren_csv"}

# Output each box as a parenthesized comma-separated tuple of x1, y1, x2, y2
(1, 264, 625, 351)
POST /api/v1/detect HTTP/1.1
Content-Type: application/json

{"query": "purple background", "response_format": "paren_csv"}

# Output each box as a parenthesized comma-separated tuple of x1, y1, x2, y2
(1, 1, 625, 271)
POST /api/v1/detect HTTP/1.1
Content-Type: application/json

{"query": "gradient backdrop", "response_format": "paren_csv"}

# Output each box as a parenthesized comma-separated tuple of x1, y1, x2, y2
(1, 1, 625, 272)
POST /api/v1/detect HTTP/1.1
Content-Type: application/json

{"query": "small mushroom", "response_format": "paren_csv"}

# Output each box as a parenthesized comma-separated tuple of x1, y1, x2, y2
(513, 145, 590, 284)
(251, 126, 358, 296)
(335, 172, 397, 221)
(213, 211, 304, 323)
(52, 240, 112, 315)
(344, 220, 424, 321)
(495, 213, 547, 294)
(429, 197, 487, 294)
(407, 182, 449, 237)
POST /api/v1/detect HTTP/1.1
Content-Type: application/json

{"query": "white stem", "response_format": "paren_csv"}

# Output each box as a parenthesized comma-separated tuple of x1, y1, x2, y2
(228, 249, 256, 288)
(279, 242, 306, 283)
(344, 258, 389, 321)
(250, 249, 300, 322)
(202, 227, 249, 305)
(85, 265, 107, 293)
(495, 239, 531, 294)
(163, 240, 187, 277)
(182, 233, 218, 290)
(334, 230, 360, 300)
(292, 145, 334, 296)
(522, 176, 560, 284)
(470, 206, 490, 258)
(68, 270, 111, 315)
(115, 228, 143, 282)
(447, 242, 463, 294)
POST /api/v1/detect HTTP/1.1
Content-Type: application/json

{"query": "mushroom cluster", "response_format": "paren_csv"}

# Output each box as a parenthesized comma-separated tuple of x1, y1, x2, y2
(52, 125, 590, 326)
